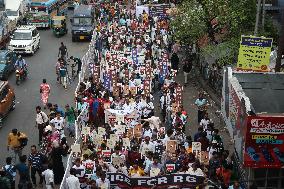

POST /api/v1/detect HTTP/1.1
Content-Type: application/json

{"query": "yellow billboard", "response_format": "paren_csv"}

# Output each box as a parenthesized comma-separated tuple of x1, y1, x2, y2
(237, 36, 273, 71)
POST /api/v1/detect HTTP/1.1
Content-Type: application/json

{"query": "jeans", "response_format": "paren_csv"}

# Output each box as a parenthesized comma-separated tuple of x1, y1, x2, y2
(30, 167, 43, 185)
(11, 148, 22, 164)
(66, 122, 75, 136)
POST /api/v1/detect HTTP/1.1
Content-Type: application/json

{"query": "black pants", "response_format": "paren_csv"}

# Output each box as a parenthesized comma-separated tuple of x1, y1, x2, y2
(198, 110, 205, 123)
(38, 124, 44, 143)
(31, 167, 43, 185)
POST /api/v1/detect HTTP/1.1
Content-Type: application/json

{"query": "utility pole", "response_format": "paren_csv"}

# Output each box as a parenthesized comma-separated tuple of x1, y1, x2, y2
(275, 9, 284, 72)
(254, 0, 262, 35)
(262, 0, 265, 31)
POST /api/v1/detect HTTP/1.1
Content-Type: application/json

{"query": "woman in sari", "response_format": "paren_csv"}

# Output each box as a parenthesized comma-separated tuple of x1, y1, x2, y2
(40, 79, 51, 108)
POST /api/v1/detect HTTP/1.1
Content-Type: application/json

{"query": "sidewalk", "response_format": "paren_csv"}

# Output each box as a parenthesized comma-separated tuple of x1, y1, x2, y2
(153, 50, 233, 151)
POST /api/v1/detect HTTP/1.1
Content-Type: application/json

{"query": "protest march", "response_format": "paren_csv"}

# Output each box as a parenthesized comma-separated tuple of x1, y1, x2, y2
(61, 1, 232, 189)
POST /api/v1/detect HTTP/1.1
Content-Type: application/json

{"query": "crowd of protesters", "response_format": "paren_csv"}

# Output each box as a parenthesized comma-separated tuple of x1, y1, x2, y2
(60, 1, 244, 189)
(0, 1, 245, 189)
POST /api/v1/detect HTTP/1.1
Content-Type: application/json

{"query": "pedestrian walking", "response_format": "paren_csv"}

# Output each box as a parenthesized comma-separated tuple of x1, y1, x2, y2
(41, 164, 54, 189)
(7, 129, 27, 163)
(58, 42, 68, 60)
(35, 106, 49, 144)
(59, 63, 68, 89)
(50, 112, 65, 137)
(183, 59, 192, 86)
(3, 157, 16, 189)
(66, 168, 80, 189)
(171, 52, 179, 72)
(65, 104, 76, 137)
(70, 56, 82, 76)
(55, 58, 61, 83)
(15, 155, 32, 189)
(40, 79, 51, 108)
(195, 92, 208, 123)
(28, 145, 44, 187)
(50, 141, 65, 185)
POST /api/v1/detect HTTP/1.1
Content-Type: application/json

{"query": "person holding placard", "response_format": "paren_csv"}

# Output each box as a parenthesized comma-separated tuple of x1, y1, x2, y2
(139, 136, 155, 156)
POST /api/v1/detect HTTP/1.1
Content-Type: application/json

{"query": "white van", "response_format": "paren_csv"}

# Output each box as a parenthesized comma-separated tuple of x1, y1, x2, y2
(8, 25, 40, 55)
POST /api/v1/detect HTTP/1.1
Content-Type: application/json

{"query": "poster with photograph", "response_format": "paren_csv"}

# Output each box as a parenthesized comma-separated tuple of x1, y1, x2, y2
(134, 124, 142, 138)
(98, 127, 106, 136)
(107, 139, 116, 149)
(166, 140, 177, 153)
(122, 138, 130, 148)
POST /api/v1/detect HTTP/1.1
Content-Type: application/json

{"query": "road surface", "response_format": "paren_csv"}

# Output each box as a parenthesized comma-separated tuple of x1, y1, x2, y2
(0, 13, 89, 165)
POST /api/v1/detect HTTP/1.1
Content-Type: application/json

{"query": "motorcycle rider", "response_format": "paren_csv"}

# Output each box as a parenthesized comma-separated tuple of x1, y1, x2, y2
(14, 55, 28, 78)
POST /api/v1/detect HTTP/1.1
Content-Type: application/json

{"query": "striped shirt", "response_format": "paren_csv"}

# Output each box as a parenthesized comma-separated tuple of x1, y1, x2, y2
(28, 152, 44, 170)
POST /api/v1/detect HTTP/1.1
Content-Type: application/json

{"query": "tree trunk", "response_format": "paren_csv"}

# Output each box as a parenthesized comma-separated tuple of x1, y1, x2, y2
(254, 0, 262, 35)
(275, 10, 284, 72)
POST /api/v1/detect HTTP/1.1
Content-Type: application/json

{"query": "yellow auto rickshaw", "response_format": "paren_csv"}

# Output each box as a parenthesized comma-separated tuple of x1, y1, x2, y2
(51, 16, 68, 37)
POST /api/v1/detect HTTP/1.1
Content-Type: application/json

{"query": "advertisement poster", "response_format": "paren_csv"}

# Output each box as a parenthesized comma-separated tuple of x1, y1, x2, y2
(244, 116, 284, 168)
(237, 36, 273, 71)
(107, 173, 205, 189)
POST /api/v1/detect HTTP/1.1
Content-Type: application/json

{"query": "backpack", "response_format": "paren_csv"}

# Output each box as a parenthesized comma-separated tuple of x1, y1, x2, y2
(19, 136, 28, 147)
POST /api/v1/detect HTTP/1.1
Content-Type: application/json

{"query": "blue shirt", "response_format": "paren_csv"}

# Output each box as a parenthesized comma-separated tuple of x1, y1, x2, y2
(15, 59, 26, 68)
(119, 18, 126, 26)
(59, 67, 67, 77)
(15, 163, 29, 181)
(195, 98, 207, 107)
(56, 107, 65, 117)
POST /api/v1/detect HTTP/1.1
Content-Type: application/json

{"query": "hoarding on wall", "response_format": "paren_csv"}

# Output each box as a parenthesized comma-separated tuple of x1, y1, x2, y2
(244, 116, 284, 168)
(237, 36, 273, 72)
(228, 84, 247, 162)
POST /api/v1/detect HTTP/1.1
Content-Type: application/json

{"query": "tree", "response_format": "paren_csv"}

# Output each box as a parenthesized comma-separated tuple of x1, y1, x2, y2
(172, 0, 256, 41)
(171, 0, 258, 65)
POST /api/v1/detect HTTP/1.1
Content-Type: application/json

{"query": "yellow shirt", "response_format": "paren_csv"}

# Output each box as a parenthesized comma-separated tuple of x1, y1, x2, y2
(7, 132, 26, 148)
(129, 167, 145, 177)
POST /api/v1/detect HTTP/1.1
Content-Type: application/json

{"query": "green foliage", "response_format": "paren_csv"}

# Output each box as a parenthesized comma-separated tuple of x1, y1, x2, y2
(171, 0, 261, 66)
(201, 37, 240, 66)
(171, 0, 207, 43)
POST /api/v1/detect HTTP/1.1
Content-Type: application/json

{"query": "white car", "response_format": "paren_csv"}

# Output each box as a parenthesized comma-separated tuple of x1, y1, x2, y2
(8, 25, 40, 55)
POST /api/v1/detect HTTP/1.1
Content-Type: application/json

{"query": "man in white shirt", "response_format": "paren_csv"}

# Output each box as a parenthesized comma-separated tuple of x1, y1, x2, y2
(186, 163, 204, 176)
(50, 112, 65, 131)
(142, 116, 161, 130)
(96, 172, 110, 189)
(35, 106, 49, 144)
(200, 112, 212, 130)
(139, 136, 155, 156)
(122, 98, 134, 113)
(42, 164, 54, 189)
(66, 168, 80, 189)
(111, 146, 126, 162)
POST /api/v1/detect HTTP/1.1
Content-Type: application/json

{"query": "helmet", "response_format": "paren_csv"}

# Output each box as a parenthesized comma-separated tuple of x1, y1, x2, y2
(18, 55, 22, 59)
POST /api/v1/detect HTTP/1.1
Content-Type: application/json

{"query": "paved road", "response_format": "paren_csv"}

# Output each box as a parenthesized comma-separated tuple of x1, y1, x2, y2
(0, 12, 89, 165)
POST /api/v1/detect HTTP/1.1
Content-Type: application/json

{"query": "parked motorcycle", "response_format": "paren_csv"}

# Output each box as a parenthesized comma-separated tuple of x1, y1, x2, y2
(15, 68, 27, 85)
